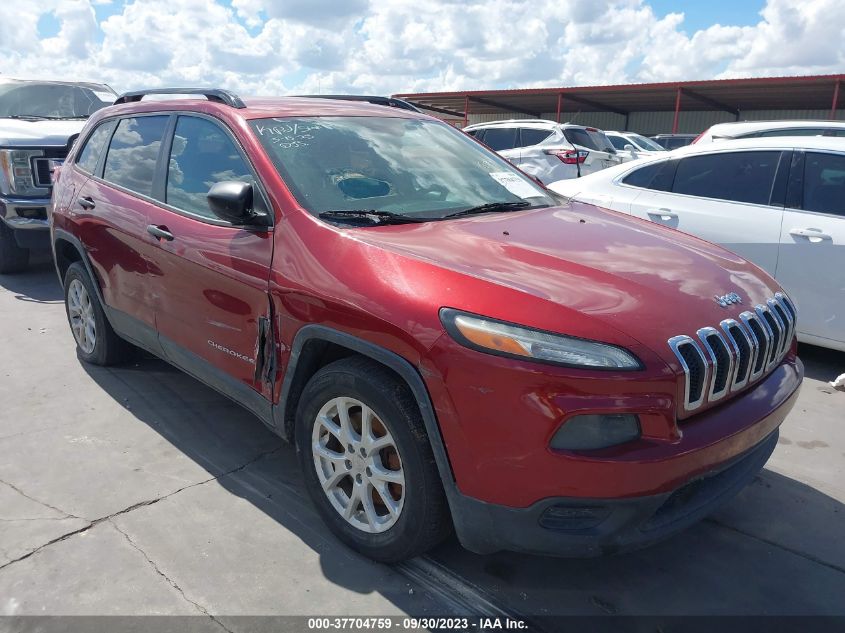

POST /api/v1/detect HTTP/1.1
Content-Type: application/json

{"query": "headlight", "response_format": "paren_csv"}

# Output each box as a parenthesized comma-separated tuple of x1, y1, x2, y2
(0, 148, 43, 196)
(439, 308, 642, 370)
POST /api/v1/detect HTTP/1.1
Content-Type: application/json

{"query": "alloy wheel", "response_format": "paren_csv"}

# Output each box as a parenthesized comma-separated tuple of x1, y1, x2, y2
(67, 278, 96, 354)
(312, 396, 405, 533)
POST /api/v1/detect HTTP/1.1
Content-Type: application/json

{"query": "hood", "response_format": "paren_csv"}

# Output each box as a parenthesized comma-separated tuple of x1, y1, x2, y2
(353, 202, 781, 365)
(0, 119, 87, 147)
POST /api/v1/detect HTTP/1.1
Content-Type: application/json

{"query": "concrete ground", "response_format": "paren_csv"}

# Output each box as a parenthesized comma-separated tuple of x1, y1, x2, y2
(1, 260, 844, 625)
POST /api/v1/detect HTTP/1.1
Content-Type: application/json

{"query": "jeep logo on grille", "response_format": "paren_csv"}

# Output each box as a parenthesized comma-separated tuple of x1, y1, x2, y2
(714, 292, 742, 307)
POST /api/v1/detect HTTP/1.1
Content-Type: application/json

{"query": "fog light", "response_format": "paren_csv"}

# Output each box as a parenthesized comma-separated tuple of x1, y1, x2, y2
(550, 414, 640, 450)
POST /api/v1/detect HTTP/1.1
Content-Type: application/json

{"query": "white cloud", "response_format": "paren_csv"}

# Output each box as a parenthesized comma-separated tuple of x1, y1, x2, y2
(0, 0, 842, 97)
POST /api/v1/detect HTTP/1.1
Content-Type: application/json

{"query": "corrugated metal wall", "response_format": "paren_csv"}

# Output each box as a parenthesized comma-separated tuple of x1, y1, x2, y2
(465, 109, 845, 134)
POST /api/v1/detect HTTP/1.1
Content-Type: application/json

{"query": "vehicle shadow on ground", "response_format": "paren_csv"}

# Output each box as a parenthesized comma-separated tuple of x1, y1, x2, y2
(0, 259, 63, 304)
(81, 353, 845, 619)
(80, 357, 441, 617)
(799, 343, 845, 383)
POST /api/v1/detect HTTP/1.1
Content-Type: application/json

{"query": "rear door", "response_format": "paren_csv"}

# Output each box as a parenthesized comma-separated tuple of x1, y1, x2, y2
(71, 115, 170, 351)
(143, 113, 276, 405)
(628, 150, 788, 274)
(775, 150, 845, 347)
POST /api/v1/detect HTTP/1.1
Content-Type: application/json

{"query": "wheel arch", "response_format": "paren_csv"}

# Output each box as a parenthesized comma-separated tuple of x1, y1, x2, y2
(52, 229, 106, 305)
(276, 324, 457, 493)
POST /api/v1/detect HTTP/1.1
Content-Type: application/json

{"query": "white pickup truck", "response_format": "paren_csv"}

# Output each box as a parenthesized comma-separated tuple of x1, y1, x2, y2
(0, 79, 115, 273)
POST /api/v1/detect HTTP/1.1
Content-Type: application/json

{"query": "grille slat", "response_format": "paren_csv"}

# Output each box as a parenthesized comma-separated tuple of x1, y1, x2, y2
(669, 294, 795, 414)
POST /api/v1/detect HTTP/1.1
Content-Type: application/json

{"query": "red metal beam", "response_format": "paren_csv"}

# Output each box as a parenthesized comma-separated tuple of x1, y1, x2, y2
(672, 87, 682, 134)
(831, 80, 841, 120)
(463, 95, 469, 128)
(556, 93, 562, 123)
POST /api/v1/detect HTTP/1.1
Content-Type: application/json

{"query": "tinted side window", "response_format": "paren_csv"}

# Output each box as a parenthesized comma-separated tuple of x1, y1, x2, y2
(519, 129, 552, 147)
(76, 121, 114, 174)
(672, 151, 781, 205)
(465, 130, 479, 138)
(622, 161, 664, 188)
(622, 160, 676, 191)
(802, 152, 845, 217)
(166, 116, 255, 219)
(103, 116, 169, 198)
(482, 128, 518, 151)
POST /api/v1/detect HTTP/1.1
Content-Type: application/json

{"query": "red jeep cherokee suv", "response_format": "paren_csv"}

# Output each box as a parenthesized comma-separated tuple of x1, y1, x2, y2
(50, 88, 803, 562)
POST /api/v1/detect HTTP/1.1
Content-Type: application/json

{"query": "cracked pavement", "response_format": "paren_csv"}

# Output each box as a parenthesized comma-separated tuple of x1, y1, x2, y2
(1, 261, 844, 621)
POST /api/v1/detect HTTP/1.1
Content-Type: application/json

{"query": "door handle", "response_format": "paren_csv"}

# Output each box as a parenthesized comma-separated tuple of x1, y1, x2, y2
(147, 225, 174, 242)
(647, 208, 677, 221)
(77, 196, 95, 210)
(789, 227, 831, 242)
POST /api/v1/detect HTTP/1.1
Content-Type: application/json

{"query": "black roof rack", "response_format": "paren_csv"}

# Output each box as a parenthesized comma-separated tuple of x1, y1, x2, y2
(114, 88, 246, 109)
(296, 95, 421, 113)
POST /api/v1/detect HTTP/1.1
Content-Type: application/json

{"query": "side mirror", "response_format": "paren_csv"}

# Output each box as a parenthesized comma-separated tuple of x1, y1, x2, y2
(207, 181, 268, 225)
(623, 144, 637, 153)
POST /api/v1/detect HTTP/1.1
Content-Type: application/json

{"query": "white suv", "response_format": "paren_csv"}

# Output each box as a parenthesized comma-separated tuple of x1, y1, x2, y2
(464, 120, 622, 184)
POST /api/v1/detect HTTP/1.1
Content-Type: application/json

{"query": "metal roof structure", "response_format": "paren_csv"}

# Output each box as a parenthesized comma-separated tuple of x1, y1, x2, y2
(395, 74, 844, 131)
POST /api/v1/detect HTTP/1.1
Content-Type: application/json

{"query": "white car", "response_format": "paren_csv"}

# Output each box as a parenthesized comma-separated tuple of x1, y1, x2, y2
(549, 137, 845, 352)
(463, 119, 622, 184)
(605, 131, 667, 161)
(694, 119, 845, 145)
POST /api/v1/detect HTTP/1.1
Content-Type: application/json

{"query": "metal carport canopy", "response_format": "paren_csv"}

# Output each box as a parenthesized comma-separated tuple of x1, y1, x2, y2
(394, 74, 844, 131)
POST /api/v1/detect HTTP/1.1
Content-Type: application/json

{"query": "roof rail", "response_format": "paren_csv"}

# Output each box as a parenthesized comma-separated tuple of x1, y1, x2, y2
(295, 95, 421, 113)
(114, 88, 246, 109)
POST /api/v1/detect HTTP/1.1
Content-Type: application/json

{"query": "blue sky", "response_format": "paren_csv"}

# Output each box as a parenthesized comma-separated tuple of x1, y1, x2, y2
(649, 0, 764, 31)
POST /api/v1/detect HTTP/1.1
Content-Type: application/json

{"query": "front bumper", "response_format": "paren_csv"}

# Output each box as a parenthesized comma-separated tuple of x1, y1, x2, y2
(0, 196, 51, 249)
(451, 427, 779, 557)
(444, 357, 802, 556)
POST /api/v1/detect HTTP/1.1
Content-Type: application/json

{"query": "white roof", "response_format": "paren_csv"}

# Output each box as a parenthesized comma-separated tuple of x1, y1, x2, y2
(463, 119, 591, 131)
(674, 135, 845, 154)
(705, 119, 845, 138)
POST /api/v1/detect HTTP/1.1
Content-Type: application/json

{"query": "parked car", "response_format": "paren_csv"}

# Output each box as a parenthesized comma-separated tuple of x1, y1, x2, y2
(694, 119, 845, 144)
(650, 133, 697, 150)
(605, 130, 667, 161)
(52, 88, 802, 562)
(0, 78, 115, 273)
(463, 119, 622, 183)
(549, 136, 845, 352)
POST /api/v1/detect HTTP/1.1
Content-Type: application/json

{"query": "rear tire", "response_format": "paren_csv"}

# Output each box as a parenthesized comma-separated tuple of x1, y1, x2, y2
(295, 356, 451, 562)
(63, 262, 132, 365)
(0, 222, 30, 274)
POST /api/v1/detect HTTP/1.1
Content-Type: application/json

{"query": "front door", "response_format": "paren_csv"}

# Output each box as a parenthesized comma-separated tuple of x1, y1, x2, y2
(143, 114, 276, 408)
(776, 150, 845, 347)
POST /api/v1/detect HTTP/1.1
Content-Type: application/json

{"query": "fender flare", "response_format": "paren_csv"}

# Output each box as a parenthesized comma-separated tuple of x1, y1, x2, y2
(276, 324, 458, 493)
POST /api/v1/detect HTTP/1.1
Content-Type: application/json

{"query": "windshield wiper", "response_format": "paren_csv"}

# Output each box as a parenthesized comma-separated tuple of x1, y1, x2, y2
(441, 201, 532, 219)
(318, 210, 435, 225)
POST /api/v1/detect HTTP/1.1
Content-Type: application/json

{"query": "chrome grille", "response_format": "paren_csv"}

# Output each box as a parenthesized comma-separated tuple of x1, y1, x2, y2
(669, 293, 796, 413)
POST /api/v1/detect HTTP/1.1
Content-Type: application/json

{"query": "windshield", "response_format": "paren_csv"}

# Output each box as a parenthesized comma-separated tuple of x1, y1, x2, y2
(628, 134, 666, 151)
(250, 117, 555, 219)
(0, 82, 114, 119)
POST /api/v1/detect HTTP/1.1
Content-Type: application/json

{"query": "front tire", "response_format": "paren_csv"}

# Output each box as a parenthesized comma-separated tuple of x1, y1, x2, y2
(295, 356, 450, 562)
(0, 222, 30, 274)
(63, 262, 131, 365)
